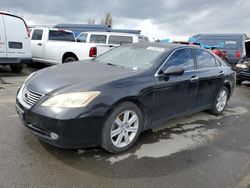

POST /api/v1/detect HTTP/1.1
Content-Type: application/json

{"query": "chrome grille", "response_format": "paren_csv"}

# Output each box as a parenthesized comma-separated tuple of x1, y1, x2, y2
(23, 89, 43, 106)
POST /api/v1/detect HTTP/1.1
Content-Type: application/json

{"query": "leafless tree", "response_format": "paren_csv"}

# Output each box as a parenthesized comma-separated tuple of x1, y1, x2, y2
(87, 19, 95, 24)
(102, 12, 113, 27)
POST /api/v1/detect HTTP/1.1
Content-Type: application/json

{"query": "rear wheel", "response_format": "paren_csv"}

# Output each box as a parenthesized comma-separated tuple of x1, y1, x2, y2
(63, 56, 77, 63)
(10, 65, 23, 73)
(209, 86, 229, 115)
(101, 102, 143, 153)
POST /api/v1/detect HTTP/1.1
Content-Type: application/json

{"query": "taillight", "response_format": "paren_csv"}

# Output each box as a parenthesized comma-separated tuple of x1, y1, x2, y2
(23, 22, 30, 37)
(212, 50, 227, 58)
(89, 47, 97, 57)
(236, 50, 241, 60)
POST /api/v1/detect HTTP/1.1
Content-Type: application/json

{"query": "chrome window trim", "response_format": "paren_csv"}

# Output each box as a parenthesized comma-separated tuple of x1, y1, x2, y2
(154, 47, 223, 77)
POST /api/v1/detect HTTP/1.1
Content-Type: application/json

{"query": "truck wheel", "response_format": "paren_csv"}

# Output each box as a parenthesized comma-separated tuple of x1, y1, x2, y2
(10, 65, 23, 73)
(63, 56, 77, 63)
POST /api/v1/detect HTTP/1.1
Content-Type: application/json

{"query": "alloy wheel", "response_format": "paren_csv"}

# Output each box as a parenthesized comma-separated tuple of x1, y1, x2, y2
(216, 89, 228, 112)
(111, 110, 139, 148)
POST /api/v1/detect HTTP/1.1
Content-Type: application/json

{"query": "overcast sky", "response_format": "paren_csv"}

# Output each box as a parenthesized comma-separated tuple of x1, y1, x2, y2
(1, 0, 250, 40)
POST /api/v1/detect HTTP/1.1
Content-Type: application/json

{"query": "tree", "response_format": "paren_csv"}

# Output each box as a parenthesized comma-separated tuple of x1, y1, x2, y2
(101, 12, 112, 27)
(87, 19, 95, 24)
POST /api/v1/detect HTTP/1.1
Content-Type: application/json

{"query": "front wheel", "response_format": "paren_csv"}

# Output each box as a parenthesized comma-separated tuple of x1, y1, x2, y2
(101, 102, 143, 153)
(10, 65, 23, 73)
(209, 86, 229, 115)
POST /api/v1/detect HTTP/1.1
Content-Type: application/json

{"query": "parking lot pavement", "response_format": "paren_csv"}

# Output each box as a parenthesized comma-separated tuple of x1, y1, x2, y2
(1, 66, 250, 188)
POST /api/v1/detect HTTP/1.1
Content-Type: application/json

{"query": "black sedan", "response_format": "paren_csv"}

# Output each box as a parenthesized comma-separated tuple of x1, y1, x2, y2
(16, 43, 235, 153)
(235, 58, 250, 85)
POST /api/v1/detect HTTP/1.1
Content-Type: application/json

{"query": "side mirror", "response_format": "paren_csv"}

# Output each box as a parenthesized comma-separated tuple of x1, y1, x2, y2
(164, 66, 184, 76)
(162, 66, 184, 80)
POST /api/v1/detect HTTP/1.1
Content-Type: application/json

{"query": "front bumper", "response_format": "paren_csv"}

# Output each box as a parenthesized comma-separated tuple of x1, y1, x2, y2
(16, 100, 110, 149)
(236, 69, 250, 81)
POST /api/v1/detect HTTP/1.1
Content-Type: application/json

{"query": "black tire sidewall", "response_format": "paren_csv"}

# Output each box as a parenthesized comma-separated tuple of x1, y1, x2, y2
(236, 79, 242, 85)
(101, 102, 143, 153)
(63, 57, 76, 63)
(10, 65, 23, 73)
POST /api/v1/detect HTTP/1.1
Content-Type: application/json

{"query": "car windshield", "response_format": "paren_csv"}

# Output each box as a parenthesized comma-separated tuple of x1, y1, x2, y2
(95, 46, 165, 70)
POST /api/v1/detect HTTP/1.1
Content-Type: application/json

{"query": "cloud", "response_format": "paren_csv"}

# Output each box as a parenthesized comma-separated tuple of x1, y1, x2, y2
(1, 0, 250, 39)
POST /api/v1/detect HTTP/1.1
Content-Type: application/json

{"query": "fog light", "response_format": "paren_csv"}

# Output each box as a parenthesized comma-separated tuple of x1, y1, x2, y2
(50, 132, 59, 140)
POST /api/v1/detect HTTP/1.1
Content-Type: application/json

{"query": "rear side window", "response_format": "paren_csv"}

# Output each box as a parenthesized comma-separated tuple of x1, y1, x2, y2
(31, 29, 43, 40)
(90, 35, 107, 44)
(108, 35, 133, 45)
(48, 30, 75, 42)
(77, 33, 88, 42)
(139, 36, 149, 42)
(163, 48, 195, 71)
(195, 49, 217, 69)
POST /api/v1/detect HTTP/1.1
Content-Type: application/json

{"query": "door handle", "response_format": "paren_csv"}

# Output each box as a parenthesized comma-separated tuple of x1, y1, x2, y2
(37, 43, 42, 46)
(219, 71, 224, 75)
(190, 75, 199, 82)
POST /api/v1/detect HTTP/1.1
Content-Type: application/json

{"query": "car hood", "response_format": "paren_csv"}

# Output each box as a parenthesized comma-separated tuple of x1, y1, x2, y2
(26, 60, 141, 95)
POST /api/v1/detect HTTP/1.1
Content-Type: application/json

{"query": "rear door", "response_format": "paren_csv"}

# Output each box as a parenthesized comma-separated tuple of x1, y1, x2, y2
(0, 14, 7, 58)
(3, 14, 30, 58)
(193, 49, 225, 108)
(31, 29, 44, 60)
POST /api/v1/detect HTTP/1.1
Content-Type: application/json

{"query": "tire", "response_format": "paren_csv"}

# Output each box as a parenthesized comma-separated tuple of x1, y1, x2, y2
(236, 79, 243, 85)
(209, 86, 229, 115)
(63, 56, 77, 63)
(101, 102, 143, 153)
(10, 65, 23, 73)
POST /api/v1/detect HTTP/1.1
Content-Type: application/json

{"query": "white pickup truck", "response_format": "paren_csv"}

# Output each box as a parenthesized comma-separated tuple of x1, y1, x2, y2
(30, 27, 98, 64)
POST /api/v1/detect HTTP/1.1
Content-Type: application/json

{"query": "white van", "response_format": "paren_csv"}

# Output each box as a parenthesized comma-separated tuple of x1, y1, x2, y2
(0, 11, 31, 72)
(76, 31, 149, 55)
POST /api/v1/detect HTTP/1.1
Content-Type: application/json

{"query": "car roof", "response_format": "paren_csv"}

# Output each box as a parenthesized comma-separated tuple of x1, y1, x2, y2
(124, 42, 198, 50)
(78, 31, 144, 37)
(192, 34, 244, 38)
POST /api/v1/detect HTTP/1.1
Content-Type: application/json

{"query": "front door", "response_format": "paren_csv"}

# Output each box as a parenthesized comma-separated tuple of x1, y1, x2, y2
(31, 29, 44, 60)
(152, 48, 199, 122)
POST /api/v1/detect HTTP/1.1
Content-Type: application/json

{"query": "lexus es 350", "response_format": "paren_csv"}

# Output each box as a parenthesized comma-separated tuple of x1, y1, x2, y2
(16, 43, 235, 153)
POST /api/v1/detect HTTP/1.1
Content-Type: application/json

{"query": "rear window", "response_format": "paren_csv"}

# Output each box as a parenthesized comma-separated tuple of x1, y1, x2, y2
(195, 37, 240, 50)
(90, 35, 107, 44)
(48, 30, 75, 42)
(108, 35, 133, 45)
(31, 29, 43, 40)
(139, 36, 149, 42)
(195, 49, 217, 69)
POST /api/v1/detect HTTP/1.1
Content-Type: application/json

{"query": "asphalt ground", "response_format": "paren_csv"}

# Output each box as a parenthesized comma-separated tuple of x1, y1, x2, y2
(0, 65, 250, 188)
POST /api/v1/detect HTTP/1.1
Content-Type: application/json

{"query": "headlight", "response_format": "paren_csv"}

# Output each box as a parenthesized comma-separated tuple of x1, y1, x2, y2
(41, 91, 101, 108)
(236, 64, 248, 69)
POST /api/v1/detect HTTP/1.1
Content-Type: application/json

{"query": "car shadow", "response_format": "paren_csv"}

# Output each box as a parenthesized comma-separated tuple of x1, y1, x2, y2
(36, 102, 249, 179)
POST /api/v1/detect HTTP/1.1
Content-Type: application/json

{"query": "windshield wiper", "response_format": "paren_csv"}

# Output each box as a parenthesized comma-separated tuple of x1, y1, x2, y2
(107, 63, 125, 68)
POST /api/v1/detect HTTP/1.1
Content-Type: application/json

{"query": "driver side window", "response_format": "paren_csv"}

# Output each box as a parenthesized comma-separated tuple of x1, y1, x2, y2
(162, 48, 195, 71)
